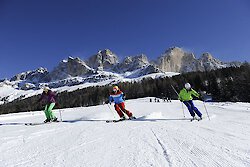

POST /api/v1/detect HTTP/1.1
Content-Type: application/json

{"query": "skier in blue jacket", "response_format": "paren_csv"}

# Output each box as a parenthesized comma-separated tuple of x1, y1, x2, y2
(109, 86, 135, 120)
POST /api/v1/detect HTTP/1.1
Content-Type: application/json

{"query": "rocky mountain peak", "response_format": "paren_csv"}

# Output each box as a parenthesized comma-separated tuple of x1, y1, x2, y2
(49, 57, 94, 81)
(10, 67, 48, 82)
(124, 54, 149, 64)
(164, 47, 184, 55)
(158, 47, 188, 72)
(117, 54, 150, 72)
(87, 49, 119, 70)
(200, 53, 216, 61)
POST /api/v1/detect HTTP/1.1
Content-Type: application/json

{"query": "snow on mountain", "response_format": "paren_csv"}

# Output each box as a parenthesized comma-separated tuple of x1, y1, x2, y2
(9, 67, 49, 90)
(0, 70, 179, 104)
(0, 98, 249, 167)
(10, 67, 48, 82)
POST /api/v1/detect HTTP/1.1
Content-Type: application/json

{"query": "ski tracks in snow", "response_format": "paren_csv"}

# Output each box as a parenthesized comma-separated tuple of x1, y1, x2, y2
(151, 129, 172, 167)
(153, 120, 248, 167)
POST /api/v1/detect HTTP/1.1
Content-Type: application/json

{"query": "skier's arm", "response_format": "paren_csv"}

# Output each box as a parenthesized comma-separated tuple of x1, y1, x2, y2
(191, 89, 200, 98)
(122, 92, 126, 100)
(109, 96, 113, 104)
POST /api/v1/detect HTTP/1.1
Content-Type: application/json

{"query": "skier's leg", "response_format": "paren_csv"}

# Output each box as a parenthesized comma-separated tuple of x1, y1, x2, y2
(119, 102, 132, 117)
(183, 101, 195, 117)
(114, 104, 124, 118)
(189, 100, 202, 117)
(47, 103, 56, 120)
(44, 105, 50, 119)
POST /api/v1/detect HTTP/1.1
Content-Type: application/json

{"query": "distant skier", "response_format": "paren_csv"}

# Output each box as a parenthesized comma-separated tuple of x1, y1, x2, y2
(178, 83, 202, 120)
(38, 87, 58, 123)
(109, 86, 135, 120)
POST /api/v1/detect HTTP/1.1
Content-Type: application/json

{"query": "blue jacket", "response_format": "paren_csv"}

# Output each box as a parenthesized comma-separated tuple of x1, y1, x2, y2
(109, 90, 124, 104)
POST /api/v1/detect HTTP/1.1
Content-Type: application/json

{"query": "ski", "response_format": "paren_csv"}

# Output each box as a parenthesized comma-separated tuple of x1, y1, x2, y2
(106, 119, 126, 123)
(190, 117, 202, 122)
(106, 117, 136, 123)
(25, 120, 60, 126)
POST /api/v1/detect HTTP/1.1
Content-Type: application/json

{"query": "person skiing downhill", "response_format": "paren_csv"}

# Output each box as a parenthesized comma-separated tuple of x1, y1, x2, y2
(109, 86, 135, 120)
(38, 87, 58, 123)
(178, 83, 202, 120)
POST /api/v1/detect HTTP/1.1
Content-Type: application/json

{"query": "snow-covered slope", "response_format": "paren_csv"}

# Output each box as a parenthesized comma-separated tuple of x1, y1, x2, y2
(0, 98, 250, 167)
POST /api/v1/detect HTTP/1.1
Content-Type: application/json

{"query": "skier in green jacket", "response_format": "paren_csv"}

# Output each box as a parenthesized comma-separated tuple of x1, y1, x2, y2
(178, 83, 202, 120)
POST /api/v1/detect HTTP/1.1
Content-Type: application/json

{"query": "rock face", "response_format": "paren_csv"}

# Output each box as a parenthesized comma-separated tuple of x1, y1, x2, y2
(157, 47, 242, 73)
(199, 53, 225, 71)
(48, 57, 94, 81)
(10, 67, 49, 83)
(87, 49, 119, 71)
(158, 47, 189, 72)
(117, 54, 150, 72)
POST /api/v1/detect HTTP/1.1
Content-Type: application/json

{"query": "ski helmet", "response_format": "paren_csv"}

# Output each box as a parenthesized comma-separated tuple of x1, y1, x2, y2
(113, 86, 119, 91)
(184, 83, 191, 90)
(43, 86, 50, 92)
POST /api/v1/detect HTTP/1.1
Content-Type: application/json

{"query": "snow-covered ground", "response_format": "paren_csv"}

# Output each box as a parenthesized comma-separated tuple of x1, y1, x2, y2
(0, 98, 250, 167)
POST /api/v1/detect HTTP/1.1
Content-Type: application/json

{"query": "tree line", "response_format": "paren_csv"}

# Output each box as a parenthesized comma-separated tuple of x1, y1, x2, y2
(0, 63, 249, 115)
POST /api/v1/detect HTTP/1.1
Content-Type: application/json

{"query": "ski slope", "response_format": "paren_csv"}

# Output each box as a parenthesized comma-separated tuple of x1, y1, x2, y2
(0, 98, 250, 167)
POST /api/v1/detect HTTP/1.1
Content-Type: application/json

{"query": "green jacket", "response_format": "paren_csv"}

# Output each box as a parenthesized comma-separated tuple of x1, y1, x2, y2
(178, 88, 199, 101)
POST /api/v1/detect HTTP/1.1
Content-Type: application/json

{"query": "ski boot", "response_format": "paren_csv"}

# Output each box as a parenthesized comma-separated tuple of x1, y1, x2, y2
(197, 116, 202, 121)
(52, 117, 58, 122)
(120, 116, 126, 121)
(129, 116, 136, 120)
(190, 116, 196, 122)
(44, 118, 51, 123)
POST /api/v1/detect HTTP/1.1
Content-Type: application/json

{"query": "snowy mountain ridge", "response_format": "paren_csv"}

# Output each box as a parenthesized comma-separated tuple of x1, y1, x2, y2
(0, 47, 243, 104)
(2, 47, 242, 90)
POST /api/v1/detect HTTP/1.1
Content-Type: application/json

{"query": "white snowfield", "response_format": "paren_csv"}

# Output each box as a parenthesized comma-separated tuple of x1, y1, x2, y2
(0, 98, 250, 167)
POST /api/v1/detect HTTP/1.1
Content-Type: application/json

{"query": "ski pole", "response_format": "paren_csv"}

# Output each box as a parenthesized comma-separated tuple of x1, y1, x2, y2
(107, 104, 116, 119)
(203, 101, 210, 121)
(171, 85, 185, 118)
(181, 102, 185, 118)
(59, 109, 63, 122)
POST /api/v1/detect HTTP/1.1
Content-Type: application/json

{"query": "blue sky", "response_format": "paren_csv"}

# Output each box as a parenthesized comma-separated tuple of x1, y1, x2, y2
(0, 0, 250, 78)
